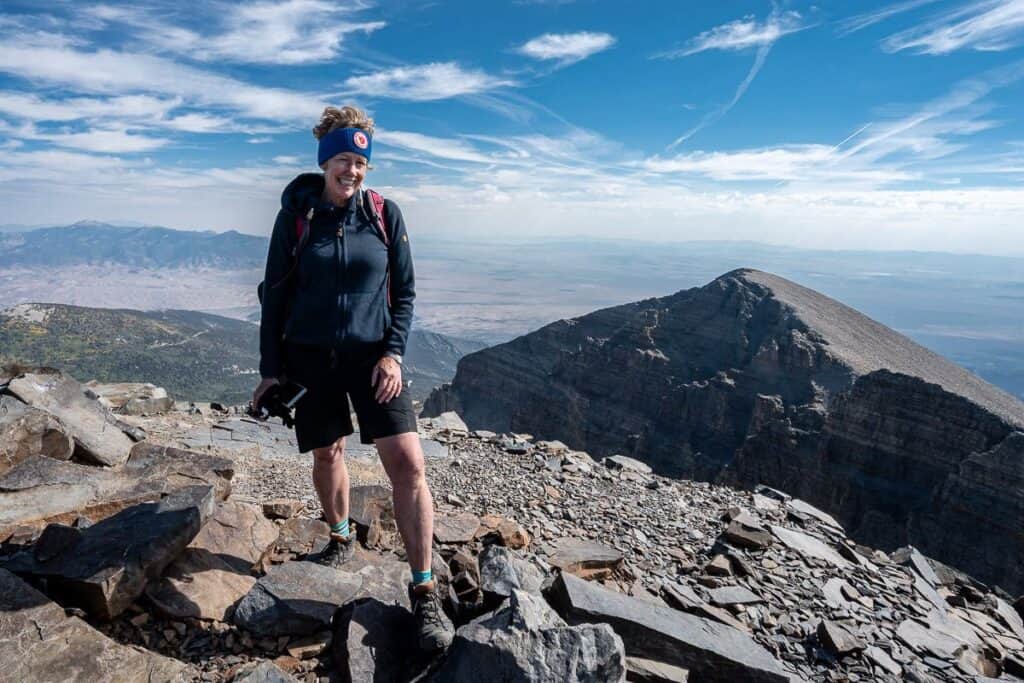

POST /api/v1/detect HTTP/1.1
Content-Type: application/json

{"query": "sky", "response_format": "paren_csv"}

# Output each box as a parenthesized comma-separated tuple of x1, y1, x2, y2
(1, 0, 1023, 254)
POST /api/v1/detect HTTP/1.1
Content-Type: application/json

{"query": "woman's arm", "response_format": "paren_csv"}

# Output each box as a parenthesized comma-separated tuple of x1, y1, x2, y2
(259, 209, 293, 379)
(383, 199, 415, 358)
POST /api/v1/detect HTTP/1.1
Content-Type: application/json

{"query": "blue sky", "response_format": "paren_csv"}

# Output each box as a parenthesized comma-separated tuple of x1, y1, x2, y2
(1, 0, 1023, 253)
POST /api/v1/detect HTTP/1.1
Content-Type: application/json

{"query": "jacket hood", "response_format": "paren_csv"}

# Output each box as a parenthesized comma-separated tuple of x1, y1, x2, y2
(281, 173, 325, 215)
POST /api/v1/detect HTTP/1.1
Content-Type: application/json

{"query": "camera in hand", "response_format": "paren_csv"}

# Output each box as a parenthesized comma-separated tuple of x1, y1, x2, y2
(248, 381, 306, 429)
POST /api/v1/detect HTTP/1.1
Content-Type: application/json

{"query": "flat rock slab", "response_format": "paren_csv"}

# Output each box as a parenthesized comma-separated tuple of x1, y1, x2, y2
(0, 442, 233, 540)
(271, 518, 331, 560)
(231, 660, 299, 682)
(182, 417, 298, 458)
(626, 657, 690, 682)
(425, 411, 469, 432)
(263, 498, 304, 520)
(706, 586, 763, 606)
(434, 511, 481, 544)
(146, 500, 278, 621)
(437, 589, 627, 682)
(234, 561, 363, 637)
(0, 395, 74, 476)
(546, 537, 624, 579)
(722, 520, 773, 550)
(602, 455, 653, 474)
(0, 568, 194, 682)
(788, 499, 844, 531)
(8, 370, 135, 466)
(546, 573, 790, 683)
(770, 525, 851, 569)
(4, 485, 215, 620)
(83, 381, 174, 415)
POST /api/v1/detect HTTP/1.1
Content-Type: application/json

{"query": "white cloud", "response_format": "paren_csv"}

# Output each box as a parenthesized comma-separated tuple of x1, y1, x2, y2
(343, 63, 514, 101)
(516, 32, 616, 64)
(837, 0, 943, 36)
(272, 155, 303, 165)
(883, 0, 1024, 54)
(247, 137, 273, 144)
(379, 130, 495, 163)
(661, 11, 806, 58)
(40, 128, 170, 153)
(82, 0, 386, 65)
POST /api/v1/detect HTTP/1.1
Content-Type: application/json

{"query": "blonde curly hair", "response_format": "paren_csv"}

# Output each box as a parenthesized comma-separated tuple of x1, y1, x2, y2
(312, 105, 375, 140)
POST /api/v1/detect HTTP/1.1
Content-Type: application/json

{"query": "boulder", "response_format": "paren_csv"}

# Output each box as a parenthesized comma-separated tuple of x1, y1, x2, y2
(230, 660, 298, 682)
(0, 568, 194, 682)
(332, 598, 420, 683)
(3, 485, 216, 620)
(626, 657, 690, 682)
(0, 395, 74, 475)
(547, 573, 790, 683)
(262, 498, 304, 520)
(478, 514, 532, 549)
(234, 562, 362, 637)
(0, 442, 233, 540)
(146, 500, 279, 621)
(426, 411, 469, 432)
(546, 537, 624, 579)
(267, 518, 330, 562)
(349, 484, 395, 546)
(83, 381, 174, 415)
(434, 511, 481, 545)
(436, 589, 627, 682)
(479, 544, 546, 603)
(721, 519, 773, 550)
(602, 455, 653, 474)
(817, 620, 865, 658)
(7, 370, 135, 466)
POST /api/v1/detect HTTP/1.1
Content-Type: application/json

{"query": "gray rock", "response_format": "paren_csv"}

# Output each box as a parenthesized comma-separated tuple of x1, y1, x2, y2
(626, 657, 690, 682)
(479, 544, 545, 602)
(332, 598, 419, 683)
(864, 645, 902, 676)
(3, 485, 215, 620)
(706, 586, 763, 606)
(271, 517, 330, 559)
(8, 370, 135, 466)
(547, 573, 790, 683)
(893, 546, 942, 587)
(233, 561, 362, 637)
(721, 519, 773, 550)
(230, 660, 298, 682)
(0, 395, 73, 476)
(0, 442, 233, 540)
(770, 526, 851, 569)
(546, 537, 624, 579)
(817, 620, 865, 657)
(433, 511, 481, 545)
(83, 381, 174, 415)
(603, 455, 653, 474)
(436, 589, 627, 682)
(146, 500, 278, 621)
(788, 498, 843, 530)
(427, 411, 469, 432)
(0, 568, 194, 682)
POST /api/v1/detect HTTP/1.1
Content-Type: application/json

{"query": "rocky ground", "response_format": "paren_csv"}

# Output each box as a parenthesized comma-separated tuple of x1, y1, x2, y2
(2, 371, 1024, 682)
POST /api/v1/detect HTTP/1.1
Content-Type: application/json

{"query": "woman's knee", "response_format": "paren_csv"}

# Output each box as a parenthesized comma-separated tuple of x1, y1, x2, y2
(312, 438, 345, 465)
(388, 448, 425, 487)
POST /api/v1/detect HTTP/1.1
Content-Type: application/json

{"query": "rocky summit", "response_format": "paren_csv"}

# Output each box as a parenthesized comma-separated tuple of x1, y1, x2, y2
(423, 269, 1024, 595)
(1, 364, 1023, 682)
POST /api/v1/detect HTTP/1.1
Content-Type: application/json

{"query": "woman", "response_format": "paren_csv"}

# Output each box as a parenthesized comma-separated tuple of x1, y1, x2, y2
(253, 105, 452, 651)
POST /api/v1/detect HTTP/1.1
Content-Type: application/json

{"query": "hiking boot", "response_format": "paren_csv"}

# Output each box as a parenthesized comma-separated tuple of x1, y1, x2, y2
(314, 533, 355, 569)
(410, 580, 454, 651)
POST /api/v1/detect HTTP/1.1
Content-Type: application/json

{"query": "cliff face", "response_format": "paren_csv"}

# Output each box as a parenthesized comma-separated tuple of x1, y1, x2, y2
(424, 269, 1024, 593)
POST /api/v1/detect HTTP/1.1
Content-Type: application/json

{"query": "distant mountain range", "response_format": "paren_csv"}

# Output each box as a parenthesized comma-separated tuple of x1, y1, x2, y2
(0, 221, 267, 268)
(0, 303, 483, 404)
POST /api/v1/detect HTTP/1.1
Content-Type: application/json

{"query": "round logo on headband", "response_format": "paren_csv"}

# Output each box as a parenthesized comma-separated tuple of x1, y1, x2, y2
(353, 131, 369, 149)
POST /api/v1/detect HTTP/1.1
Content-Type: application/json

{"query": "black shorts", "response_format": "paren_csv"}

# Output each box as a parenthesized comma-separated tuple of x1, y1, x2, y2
(284, 342, 418, 453)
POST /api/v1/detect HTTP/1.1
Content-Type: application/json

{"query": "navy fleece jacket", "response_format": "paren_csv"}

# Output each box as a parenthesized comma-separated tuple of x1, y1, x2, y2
(259, 173, 415, 378)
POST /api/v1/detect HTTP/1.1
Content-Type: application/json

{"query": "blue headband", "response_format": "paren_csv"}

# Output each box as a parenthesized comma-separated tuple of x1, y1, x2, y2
(318, 127, 372, 166)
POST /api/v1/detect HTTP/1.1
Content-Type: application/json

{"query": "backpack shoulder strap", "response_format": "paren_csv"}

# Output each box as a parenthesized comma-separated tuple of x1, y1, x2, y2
(292, 208, 312, 257)
(364, 189, 389, 245)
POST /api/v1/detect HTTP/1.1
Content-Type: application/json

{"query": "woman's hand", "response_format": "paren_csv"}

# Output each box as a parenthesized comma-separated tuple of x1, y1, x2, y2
(252, 377, 279, 411)
(371, 356, 402, 404)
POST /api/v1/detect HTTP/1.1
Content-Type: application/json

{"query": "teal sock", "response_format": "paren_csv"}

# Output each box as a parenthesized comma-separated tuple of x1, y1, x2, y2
(330, 520, 350, 538)
(412, 569, 432, 585)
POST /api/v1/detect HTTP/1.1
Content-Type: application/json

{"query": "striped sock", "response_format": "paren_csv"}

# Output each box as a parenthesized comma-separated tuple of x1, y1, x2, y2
(412, 569, 432, 585)
(330, 519, 350, 539)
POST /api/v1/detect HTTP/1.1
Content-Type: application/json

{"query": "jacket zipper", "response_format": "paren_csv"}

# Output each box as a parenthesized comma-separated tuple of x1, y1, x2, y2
(336, 217, 346, 347)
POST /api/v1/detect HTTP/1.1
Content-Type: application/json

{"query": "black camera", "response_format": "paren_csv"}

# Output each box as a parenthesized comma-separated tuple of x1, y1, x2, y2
(247, 381, 306, 428)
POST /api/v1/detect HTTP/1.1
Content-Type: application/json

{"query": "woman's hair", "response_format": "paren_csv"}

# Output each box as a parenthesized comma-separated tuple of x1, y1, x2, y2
(312, 105, 375, 140)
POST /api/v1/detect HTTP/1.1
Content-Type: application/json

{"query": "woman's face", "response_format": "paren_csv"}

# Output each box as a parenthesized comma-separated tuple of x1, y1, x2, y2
(322, 151, 368, 204)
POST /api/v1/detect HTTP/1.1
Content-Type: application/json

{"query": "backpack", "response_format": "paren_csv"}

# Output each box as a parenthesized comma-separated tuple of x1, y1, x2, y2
(257, 188, 392, 307)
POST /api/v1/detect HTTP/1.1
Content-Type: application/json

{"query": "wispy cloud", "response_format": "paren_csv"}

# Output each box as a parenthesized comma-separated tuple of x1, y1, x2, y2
(380, 130, 495, 163)
(83, 0, 386, 65)
(659, 11, 806, 58)
(836, 0, 943, 36)
(342, 62, 514, 101)
(661, 11, 808, 149)
(882, 0, 1024, 54)
(516, 32, 616, 65)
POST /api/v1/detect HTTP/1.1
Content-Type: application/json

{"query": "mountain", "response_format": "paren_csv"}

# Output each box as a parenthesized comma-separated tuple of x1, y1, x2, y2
(423, 269, 1024, 594)
(0, 303, 480, 404)
(0, 221, 267, 268)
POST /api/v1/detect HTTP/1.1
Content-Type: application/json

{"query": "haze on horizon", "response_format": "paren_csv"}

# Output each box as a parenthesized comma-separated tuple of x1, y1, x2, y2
(0, 1, 1023, 254)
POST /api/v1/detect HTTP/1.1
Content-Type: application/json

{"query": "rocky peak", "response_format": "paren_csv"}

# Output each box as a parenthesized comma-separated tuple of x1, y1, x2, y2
(423, 269, 1024, 594)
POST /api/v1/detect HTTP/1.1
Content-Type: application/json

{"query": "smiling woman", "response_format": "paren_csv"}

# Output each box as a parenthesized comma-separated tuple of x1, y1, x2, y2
(253, 104, 454, 652)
